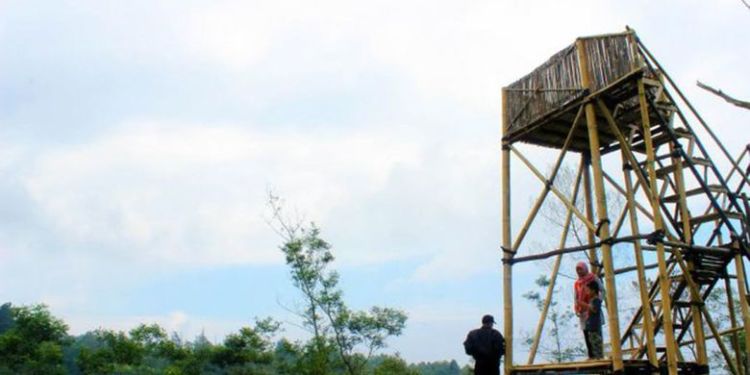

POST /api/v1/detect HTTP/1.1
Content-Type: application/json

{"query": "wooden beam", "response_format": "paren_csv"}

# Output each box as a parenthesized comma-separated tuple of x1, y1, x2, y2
(620, 139, 658, 367)
(577, 38, 624, 372)
(512, 107, 583, 252)
(501, 88, 513, 375)
(510, 145, 596, 233)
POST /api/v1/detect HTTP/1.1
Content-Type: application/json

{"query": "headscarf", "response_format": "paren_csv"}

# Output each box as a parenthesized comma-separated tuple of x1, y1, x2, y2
(574, 261, 597, 316)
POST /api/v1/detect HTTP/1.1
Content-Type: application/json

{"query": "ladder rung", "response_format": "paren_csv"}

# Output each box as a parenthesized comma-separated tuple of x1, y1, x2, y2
(662, 184, 728, 203)
(679, 211, 744, 227)
(631, 127, 693, 153)
(655, 157, 711, 179)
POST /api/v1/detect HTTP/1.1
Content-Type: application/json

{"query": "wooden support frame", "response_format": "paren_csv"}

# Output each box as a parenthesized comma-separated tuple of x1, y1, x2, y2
(501, 29, 749, 375)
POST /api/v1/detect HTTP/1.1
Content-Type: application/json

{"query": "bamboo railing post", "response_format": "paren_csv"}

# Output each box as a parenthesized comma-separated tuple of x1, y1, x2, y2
(501, 88, 514, 375)
(576, 39, 624, 373)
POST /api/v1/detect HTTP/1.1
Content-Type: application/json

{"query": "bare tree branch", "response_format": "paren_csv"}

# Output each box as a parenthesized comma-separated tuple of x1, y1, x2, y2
(697, 81, 750, 110)
(741, 0, 750, 11)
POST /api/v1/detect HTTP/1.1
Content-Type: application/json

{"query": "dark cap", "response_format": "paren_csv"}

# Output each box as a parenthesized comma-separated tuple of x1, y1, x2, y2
(482, 314, 495, 325)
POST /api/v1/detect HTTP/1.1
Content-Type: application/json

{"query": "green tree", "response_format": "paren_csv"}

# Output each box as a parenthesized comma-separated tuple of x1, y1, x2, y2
(372, 354, 418, 375)
(0, 303, 69, 374)
(268, 194, 408, 375)
(409, 359, 463, 375)
(211, 318, 280, 374)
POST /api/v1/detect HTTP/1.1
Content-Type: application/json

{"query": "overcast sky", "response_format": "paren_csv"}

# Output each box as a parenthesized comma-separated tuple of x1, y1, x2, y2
(0, 0, 748, 365)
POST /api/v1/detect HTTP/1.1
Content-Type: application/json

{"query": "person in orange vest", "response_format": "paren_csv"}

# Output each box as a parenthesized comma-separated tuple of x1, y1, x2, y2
(573, 261, 604, 359)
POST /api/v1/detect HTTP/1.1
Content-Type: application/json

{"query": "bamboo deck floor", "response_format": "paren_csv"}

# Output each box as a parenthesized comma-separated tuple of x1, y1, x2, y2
(510, 359, 707, 375)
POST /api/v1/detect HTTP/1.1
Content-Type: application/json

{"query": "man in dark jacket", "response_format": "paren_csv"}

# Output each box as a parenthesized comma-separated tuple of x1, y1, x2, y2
(464, 315, 505, 375)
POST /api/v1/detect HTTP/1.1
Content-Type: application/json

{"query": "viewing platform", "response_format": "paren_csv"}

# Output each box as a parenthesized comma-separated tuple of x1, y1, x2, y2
(503, 31, 671, 152)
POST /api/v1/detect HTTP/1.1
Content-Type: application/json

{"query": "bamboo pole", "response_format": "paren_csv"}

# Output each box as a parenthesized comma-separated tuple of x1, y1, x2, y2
(583, 154, 599, 271)
(635, 38, 750, 191)
(576, 39, 623, 373)
(724, 276, 744, 374)
(701, 298, 739, 374)
(669, 140, 708, 366)
(501, 88, 514, 375)
(680, 326, 746, 346)
(603, 171, 654, 221)
(634, 78, 679, 375)
(510, 146, 596, 233)
(733, 249, 750, 373)
(665, 241, 738, 374)
(620, 140, 659, 368)
(596, 104, 664, 361)
(527, 160, 584, 364)
(593, 100, 687, 353)
(511, 107, 583, 252)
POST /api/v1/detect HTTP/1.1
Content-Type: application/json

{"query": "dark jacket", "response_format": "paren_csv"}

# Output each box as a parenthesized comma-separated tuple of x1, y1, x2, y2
(464, 326, 505, 375)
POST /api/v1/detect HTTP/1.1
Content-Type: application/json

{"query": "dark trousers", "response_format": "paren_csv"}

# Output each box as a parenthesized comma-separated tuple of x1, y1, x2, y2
(474, 359, 500, 375)
(583, 329, 603, 359)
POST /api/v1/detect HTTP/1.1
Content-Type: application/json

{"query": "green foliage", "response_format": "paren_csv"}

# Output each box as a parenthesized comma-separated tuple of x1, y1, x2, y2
(282, 224, 408, 374)
(0, 200, 418, 374)
(0, 303, 69, 374)
(408, 359, 463, 375)
(372, 354, 418, 375)
(268, 194, 408, 375)
(0, 301, 470, 375)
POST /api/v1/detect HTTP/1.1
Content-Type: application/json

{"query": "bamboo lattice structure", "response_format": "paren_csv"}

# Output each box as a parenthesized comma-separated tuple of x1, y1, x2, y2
(501, 29, 750, 375)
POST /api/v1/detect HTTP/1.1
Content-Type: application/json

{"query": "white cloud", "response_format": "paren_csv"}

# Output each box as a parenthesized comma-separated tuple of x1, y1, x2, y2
(22, 121, 423, 267)
(178, 2, 277, 70)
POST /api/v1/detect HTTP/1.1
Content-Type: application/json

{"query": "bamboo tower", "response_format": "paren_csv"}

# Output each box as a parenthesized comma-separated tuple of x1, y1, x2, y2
(501, 29, 750, 375)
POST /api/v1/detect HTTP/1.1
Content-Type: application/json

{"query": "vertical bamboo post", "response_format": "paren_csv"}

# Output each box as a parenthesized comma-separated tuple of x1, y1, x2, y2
(576, 39, 624, 373)
(620, 147, 659, 369)
(501, 88, 514, 375)
(733, 246, 750, 372)
(583, 155, 600, 273)
(668, 141, 707, 366)
(724, 276, 744, 375)
(636, 78, 679, 375)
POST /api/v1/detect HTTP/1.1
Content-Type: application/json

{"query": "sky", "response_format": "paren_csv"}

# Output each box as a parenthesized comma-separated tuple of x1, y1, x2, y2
(0, 0, 749, 366)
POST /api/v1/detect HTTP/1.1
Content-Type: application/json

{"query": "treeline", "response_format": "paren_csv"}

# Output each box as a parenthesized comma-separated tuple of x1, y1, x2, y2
(0, 204, 474, 374)
(0, 302, 470, 374)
